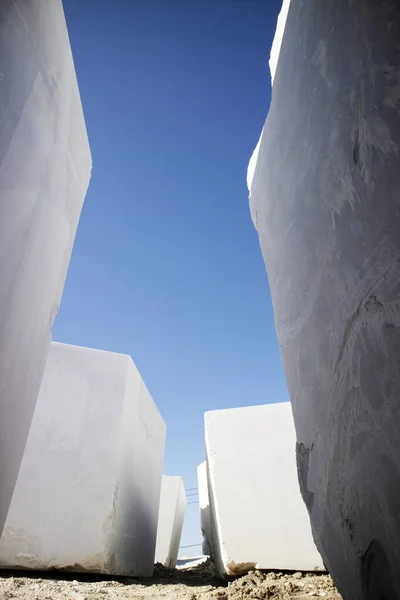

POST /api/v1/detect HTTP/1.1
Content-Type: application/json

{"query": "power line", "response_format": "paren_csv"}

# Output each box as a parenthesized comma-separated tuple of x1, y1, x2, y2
(187, 501, 199, 505)
(187, 492, 199, 497)
(179, 543, 203, 549)
(186, 487, 198, 492)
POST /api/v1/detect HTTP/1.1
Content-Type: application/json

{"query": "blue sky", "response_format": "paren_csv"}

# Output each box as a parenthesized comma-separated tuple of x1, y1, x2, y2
(59, 0, 287, 555)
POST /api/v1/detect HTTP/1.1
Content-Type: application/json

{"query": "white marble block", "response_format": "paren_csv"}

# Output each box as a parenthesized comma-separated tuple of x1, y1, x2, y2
(0, 342, 166, 577)
(197, 462, 211, 556)
(0, 0, 91, 533)
(249, 0, 400, 596)
(205, 402, 324, 577)
(155, 476, 186, 568)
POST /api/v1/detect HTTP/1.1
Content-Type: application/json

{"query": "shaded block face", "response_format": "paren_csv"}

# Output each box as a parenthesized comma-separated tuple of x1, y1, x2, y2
(197, 462, 211, 556)
(0, 0, 91, 534)
(155, 476, 186, 568)
(250, 1, 400, 597)
(205, 403, 323, 577)
(0, 343, 166, 577)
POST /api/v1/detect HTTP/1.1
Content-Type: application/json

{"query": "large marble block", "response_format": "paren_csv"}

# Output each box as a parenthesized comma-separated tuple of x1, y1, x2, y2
(0, 343, 166, 577)
(197, 462, 211, 556)
(205, 403, 323, 577)
(0, 0, 91, 534)
(155, 476, 186, 568)
(249, 1, 400, 597)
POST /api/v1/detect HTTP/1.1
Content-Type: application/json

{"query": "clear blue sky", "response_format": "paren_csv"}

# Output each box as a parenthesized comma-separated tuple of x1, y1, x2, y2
(59, 0, 287, 556)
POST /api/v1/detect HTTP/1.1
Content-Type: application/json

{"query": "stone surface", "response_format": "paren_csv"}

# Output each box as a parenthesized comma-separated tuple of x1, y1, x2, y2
(249, 1, 400, 597)
(155, 476, 186, 568)
(0, 0, 91, 534)
(0, 343, 166, 577)
(246, 0, 290, 193)
(268, 0, 291, 85)
(197, 462, 211, 556)
(205, 403, 323, 577)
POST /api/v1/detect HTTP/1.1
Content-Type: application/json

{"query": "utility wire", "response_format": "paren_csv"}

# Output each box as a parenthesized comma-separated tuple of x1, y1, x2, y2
(179, 543, 203, 549)
(186, 487, 198, 492)
(187, 492, 199, 497)
(187, 501, 199, 505)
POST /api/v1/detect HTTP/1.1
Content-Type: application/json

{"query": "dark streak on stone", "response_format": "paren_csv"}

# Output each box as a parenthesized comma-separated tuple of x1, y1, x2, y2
(296, 442, 315, 512)
(361, 539, 396, 600)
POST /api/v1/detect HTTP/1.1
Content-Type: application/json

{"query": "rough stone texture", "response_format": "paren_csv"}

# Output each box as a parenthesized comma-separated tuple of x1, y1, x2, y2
(249, 1, 400, 597)
(0, 0, 91, 535)
(205, 403, 323, 578)
(155, 476, 186, 568)
(0, 343, 166, 577)
(197, 462, 211, 556)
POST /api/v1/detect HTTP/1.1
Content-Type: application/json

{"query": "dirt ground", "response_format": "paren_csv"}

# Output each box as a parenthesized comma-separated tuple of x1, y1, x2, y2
(0, 559, 342, 600)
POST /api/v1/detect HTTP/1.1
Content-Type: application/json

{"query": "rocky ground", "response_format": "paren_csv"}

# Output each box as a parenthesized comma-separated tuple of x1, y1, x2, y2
(0, 560, 342, 600)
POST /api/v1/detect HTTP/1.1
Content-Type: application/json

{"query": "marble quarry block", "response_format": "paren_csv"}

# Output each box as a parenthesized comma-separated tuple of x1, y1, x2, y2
(0, 343, 166, 577)
(197, 462, 211, 556)
(155, 476, 186, 568)
(249, 0, 400, 597)
(204, 403, 323, 577)
(0, 0, 91, 534)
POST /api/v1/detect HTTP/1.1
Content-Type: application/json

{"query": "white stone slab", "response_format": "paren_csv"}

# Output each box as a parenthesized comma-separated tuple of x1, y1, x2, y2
(0, 342, 166, 577)
(205, 402, 324, 577)
(176, 556, 208, 570)
(155, 476, 186, 568)
(197, 462, 211, 556)
(0, 0, 91, 533)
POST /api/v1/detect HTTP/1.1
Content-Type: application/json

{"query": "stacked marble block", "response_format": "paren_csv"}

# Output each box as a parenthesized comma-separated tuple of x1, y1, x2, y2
(0, 0, 91, 533)
(197, 462, 211, 556)
(203, 403, 324, 577)
(249, 0, 400, 597)
(0, 342, 166, 577)
(155, 476, 186, 568)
